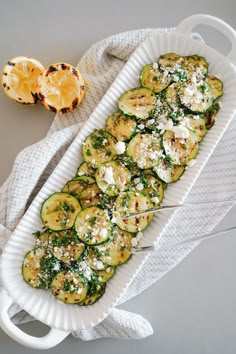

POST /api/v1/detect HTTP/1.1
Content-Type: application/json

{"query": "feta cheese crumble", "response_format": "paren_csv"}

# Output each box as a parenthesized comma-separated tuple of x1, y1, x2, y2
(103, 167, 115, 184)
(115, 141, 126, 155)
(172, 126, 189, 139)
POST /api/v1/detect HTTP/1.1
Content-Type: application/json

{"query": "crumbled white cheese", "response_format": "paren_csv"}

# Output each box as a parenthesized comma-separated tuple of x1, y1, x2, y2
(151, 196, 159, 204)
(77, 171, 85, 176)
(106, 267, 111, 273)
(164, 119, 174, 130)
(96, 260, 104, 270)
(136, 183, 144, 191)
(115, 141, 126, 155)
(100, 228, 107, 238)
(152, 62, 158, 70)
(103, 167, 115, 184)
(138, 123, 145, 130)
(134, 177, 140, 184)
(53, 262, 61, 271)
(149, 151, 159, 160)
(172, 126, 189, 139)
(77, 287, 83, 294)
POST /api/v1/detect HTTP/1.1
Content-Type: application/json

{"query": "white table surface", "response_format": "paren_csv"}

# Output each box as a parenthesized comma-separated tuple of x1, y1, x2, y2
(0, 1, 236, 353)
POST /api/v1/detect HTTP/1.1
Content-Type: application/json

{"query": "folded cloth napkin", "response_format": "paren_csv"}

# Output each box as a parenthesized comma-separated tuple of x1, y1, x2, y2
(0, 27, 236, 340)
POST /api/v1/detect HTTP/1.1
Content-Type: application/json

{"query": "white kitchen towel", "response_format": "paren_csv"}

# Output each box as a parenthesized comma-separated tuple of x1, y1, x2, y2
(0, 28, 235, 340)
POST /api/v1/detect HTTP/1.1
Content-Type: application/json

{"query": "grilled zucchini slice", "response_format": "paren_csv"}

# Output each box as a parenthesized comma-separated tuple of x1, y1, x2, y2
(140, 64, 172, 93)
(77, 162, 95, 177)
(82, 129, 117, 168)
(94, 267, 116, 283)
(74, 206, 111, 245)
(181, 115, 207, 142)
(51, 270, 88, 304)
(48, 229, 85, 263)
(95, 161, 131, 197)
(79, 183, 101, 209)
(138, 174, 164, 206)
(118, 87, 156, 120)
(165, 82, 180, 110)
(178, 80, 214, 113)
(162, 130, 199, 165)
(182, 55, 208, 79)
(206, 75, 223, 100)
(81, 282, 106, 306)
(62, 176, 95, 199)
(41, 192, 81, 231)
(158, 53, 183, 72)
(94, 226, 132, 266)
(113, 191, 153, 233)
(105, 112, 136, 141)
(153, 159, 185, 183)
(202, 102, 220, 130)
(127, 133, 162, 169)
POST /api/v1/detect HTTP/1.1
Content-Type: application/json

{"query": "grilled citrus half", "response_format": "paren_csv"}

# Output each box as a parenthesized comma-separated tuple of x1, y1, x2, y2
(1, 56, 44, 104)
(37, 62, 85, 113)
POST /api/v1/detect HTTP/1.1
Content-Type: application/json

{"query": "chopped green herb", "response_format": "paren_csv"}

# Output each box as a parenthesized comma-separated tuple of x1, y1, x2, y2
(153, 76, 158, 81)
(32, 230, 41, 238)
(89, 216, 97, 226)
(165, 154, 173, 168)
(86, 149, 92, 156)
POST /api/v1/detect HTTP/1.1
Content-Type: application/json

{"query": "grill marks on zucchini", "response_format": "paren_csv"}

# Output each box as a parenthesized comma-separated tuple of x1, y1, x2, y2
(105, 112, 136, 141)
(95, 161, 131, 196)
(114, 191, 153, 233)
(41, 192, 81, 231)
(74, 207, 111, 245)
(24, 52, 223, 306)
(118, 87, 156, 119)
(83, 129, 117, 167)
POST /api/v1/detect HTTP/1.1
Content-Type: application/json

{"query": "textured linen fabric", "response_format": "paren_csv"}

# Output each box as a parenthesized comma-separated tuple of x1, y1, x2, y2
(0, 28, 235, 340)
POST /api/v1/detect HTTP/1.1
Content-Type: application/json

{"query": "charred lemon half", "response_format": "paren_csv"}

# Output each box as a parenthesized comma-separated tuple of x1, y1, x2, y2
(37, 62, 85, 113)
(1, 56, 44, 104)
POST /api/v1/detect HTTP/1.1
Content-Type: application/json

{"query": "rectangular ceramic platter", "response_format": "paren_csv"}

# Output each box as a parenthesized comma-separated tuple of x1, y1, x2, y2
(2, 30, 236, 332)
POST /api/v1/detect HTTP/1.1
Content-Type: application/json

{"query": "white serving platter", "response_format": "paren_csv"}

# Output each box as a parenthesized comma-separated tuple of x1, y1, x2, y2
(1, 14, 236, 349)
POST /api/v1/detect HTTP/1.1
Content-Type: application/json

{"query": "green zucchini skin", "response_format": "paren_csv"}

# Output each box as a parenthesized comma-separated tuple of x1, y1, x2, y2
(105, 111, 137, 142)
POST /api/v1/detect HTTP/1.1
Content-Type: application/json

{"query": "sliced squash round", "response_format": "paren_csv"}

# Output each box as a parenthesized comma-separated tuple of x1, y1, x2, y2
(127, 133, 162, 169)
(95, 161, 131, 196)
(41, 192, 81, 231)
(74, 206, 111, 245)
(105, 112, 136, 141)
(62, 176, 95, 199)
(140, 64, 172, 93)
(113, 191, 153, 233)
(118, 87, 156, 120)
(51, 270, 88, 304)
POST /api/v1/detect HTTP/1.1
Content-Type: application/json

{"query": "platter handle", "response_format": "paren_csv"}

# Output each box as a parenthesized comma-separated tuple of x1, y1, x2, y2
(177, 14, 236, 65)
(0, 288, 70, 349)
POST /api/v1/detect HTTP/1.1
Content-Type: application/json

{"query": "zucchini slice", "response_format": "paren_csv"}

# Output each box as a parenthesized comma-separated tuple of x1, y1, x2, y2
(79, 183, 101, 209)
(206, 75, 223, 100)
(94, 226, 132, 266)
(162, 130, 199, 165)
(153, 159, 185, 183)
(105, 112, 136, 141)
(127, 133, 162, 169)
(178, 81, 214, 113)
(201, 102, 220, 130)
(140, 64, 172, 93)
(182, 55, 208, 79)
(136, 174, 164, 206)
(41, 192, 81, 231)
(118, 87, 156, 120)
(181, 115, 207, 142)
(74, 206, 111, 245)
(86, 248, 107, 270)
(165, 82, 180, 110)
(82, 282, 106, 306)
(77, 162, 95, 177)
(95, 161, 131, 197)
(62, 176, 95, 199)
(48, 229, 85, 263)
(22, 248, 60, 289)
(94, 266, 116, 283)
(51, 270, 88, 304)
(158, 53, 183, 72)
(82, 129, 117, 168)
(113, 191, 153, 233)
